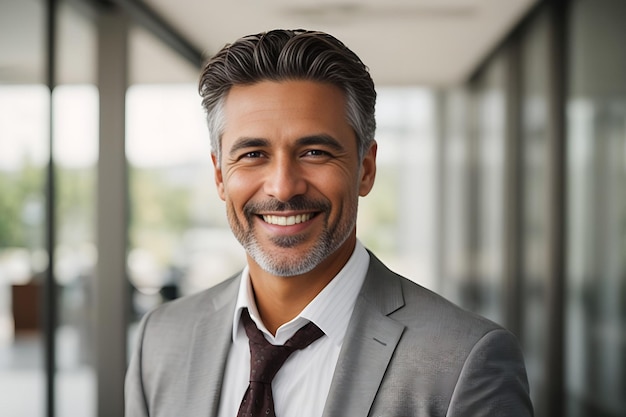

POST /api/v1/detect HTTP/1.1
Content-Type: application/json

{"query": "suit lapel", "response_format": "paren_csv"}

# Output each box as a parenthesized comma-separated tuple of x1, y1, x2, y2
(322, 254, 406, 417)
(183, 276, 240, 417)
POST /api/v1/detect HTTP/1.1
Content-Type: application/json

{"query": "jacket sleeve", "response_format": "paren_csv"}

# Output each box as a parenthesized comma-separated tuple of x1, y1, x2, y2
(125, 311, 152, 417)
(447, 328, 534, 417)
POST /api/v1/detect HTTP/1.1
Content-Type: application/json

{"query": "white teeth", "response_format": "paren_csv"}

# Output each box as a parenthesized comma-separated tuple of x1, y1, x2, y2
(262, 213, 313, 226)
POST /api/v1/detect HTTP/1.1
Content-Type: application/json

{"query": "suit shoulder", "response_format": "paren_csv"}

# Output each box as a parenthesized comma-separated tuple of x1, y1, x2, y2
(388, 274, 524, 378)
(366, 252, 502, 336)
(398, 275, 503, 335)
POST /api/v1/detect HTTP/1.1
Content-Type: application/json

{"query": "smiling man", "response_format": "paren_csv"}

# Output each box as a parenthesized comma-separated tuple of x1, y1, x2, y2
(216, 80, 375, 335)
(125, 29, 533, 417)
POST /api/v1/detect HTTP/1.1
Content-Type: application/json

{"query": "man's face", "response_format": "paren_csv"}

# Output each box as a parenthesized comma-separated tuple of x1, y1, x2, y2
(212, 80, 376, 277)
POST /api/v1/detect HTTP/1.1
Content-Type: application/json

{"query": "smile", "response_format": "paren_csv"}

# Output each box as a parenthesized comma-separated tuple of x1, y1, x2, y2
(262, 213, 314, 226)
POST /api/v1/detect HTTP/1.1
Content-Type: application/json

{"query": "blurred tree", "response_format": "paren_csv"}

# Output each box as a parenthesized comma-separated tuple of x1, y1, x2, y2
(56, 166, 95, 245)
(129, 166, 192, 264)
(0, 158, 44, 248)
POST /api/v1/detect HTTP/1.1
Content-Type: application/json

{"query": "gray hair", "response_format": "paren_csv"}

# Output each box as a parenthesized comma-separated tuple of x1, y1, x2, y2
(198, 29, 376, 164)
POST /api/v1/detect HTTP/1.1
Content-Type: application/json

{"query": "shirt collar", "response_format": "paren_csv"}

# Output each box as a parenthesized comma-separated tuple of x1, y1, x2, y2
(232, 240, 370, 346)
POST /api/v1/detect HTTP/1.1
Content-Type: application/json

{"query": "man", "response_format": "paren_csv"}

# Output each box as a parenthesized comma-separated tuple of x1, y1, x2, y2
(125, 29, 533, 417)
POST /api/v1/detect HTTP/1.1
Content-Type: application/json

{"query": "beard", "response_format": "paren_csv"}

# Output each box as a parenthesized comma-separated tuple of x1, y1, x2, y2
(226, 195, 357, 277)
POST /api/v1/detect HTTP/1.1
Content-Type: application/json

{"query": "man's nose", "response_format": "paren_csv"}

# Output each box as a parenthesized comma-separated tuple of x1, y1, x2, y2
(263, 157, 307, 202)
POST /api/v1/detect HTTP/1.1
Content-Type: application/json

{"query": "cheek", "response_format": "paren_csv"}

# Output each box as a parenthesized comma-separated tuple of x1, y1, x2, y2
(310, 174, 359, 208)
(222, 171, 261, 204)
(308, 163, 354, 185)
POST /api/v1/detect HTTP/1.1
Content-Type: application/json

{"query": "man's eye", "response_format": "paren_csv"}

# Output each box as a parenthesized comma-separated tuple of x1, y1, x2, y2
(304, 149, 330, 157)
(242, 151, 263, 159)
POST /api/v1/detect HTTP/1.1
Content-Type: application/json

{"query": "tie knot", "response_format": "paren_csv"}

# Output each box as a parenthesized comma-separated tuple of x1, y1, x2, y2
(240, 309, 324, 383)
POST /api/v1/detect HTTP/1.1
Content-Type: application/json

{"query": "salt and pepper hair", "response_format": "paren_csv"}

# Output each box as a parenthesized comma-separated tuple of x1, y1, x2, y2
(198, 29, 377, 164)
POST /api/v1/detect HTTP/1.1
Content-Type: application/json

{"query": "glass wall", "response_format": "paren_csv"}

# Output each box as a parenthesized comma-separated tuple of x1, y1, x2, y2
(439, 89, 472, 305)
(0, 1, 48, 416)
(440, 1, 626, 416)
(566, 1, 626, 416)
(471, 54, 508, 324)
(519, 9, 551, 415)
(440, 52, 509, 324)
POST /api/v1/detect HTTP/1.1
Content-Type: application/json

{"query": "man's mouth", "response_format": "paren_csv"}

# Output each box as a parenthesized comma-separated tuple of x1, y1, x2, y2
(261, 213, 315, 226)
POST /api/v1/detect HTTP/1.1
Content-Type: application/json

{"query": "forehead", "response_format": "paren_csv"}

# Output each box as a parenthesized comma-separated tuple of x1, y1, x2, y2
(221, 80, 353, 144)
(225, 79, 345, 113)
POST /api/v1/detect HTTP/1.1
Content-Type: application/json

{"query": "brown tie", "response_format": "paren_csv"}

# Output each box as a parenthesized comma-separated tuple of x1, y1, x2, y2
(237, 308, 324, 417)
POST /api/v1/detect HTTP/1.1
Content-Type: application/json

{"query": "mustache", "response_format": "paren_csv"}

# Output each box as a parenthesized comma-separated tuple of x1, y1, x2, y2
(243, 196, 330, 217)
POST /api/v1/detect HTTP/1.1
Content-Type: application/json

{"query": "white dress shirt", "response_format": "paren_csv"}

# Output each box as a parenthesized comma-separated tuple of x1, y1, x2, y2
(216, 240, 369, 417)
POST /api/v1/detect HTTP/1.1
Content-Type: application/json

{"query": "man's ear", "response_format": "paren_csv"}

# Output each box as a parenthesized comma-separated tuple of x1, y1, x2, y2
(358, 141, 377, 197)
(211, 153, 226, 201)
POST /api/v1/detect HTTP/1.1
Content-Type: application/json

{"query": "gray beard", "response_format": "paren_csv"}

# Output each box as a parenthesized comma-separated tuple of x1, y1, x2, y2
(226, 195, 357, 277)
(242, 226, 348, 277)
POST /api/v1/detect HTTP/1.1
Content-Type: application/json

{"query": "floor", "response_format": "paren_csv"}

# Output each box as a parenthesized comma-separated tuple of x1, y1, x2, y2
(0, 329, 95, 417)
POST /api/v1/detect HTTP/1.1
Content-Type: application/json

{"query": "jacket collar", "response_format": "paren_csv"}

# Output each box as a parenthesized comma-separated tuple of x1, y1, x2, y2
(322, 252, 406, 417)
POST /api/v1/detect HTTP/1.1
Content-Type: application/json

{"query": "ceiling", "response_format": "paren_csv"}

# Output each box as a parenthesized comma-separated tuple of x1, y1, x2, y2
(142, 0, 538, 87)
(0, 0, 538, 87)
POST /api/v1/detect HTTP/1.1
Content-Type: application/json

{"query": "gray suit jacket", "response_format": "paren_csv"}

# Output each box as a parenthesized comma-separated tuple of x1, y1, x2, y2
(125, 253, 533, 416)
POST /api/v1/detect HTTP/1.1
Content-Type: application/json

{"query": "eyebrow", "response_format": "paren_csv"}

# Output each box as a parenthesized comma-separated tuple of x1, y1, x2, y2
(228, 134, 346, 156)
(228, 137, 270, 157)
(295, 134, 346, 152)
